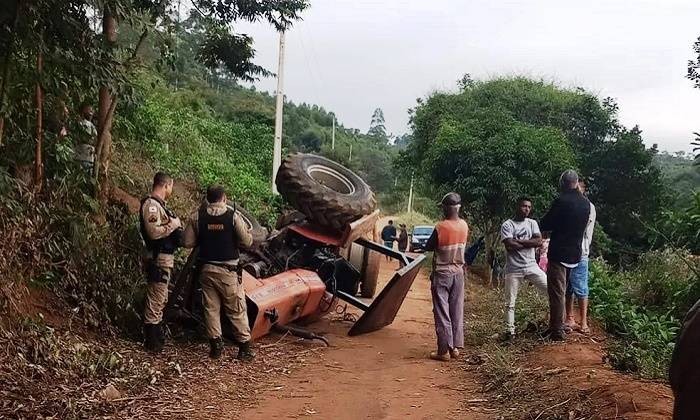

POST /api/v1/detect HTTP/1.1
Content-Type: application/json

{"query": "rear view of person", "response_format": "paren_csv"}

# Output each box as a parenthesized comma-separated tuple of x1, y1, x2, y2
(564, 180, 596, 334)
(500, 197, 548, 341)
(381, 220, 397, 260)
(397, 224, 408, 252)
(540, 170, 591, 341)
(425, 192, 469, 361)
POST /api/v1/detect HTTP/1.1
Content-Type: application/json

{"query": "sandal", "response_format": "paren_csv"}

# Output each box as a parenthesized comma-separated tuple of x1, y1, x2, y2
(430, 351, 450, 361)
(577, 326, 591, 334)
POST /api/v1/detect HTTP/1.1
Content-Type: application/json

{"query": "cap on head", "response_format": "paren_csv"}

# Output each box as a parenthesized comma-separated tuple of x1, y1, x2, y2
(559, 169, 579, 191)
(440, 192, 461, 207)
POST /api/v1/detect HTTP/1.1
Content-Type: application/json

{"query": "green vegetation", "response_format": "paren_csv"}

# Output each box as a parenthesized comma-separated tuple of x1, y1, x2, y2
(589, 250, 699, 378)
(655, 152, 699, 197)
(116, 76, 278, 220)
(406, 76, 667, 265)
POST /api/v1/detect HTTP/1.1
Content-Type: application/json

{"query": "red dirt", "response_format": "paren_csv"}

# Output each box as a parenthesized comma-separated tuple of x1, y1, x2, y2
(525, 332, 674, 419)
(241, 257, 484, 420)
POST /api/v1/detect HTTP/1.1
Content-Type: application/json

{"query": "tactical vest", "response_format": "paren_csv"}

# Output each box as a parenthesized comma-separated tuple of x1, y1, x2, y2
(138, 195, 181, 256)
(197, 206, 238, 262)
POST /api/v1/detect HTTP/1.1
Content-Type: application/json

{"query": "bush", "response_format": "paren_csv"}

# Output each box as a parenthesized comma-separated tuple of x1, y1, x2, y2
(115, 79, 279, 225)
(588, 251, 699, 379)
(0, 173, 144, 333)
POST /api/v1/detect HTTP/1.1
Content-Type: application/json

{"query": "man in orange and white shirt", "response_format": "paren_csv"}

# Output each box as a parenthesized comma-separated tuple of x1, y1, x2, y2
(425, 192, 470, 361)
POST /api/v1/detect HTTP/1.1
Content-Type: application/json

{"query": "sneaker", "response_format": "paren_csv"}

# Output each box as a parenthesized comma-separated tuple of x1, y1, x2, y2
(449, 348, 460, 359)
(429, 351, 450, 361)
(500, 332, 516, 343)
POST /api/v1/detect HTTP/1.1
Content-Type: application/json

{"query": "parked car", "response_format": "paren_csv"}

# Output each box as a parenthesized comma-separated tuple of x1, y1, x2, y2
(409, 225, 434, 252)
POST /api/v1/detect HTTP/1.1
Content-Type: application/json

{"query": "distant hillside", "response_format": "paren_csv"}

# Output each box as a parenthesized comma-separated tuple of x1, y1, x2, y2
(654, 152, 699, 205)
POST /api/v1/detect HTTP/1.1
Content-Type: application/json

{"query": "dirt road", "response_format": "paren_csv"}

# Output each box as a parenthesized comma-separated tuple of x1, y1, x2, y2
(242, 256, 481, 419)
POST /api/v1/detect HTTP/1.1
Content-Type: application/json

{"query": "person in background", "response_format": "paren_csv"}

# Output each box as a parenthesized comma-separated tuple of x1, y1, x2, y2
(564, 180, 596, 334)
(397, 224, 408, 252)
(540, 170, 591, 342)
(381, 220, 397, 260)
(74, 102, 97, 171)
(425, 192, 469, 361)
(500, 197, 548, 341)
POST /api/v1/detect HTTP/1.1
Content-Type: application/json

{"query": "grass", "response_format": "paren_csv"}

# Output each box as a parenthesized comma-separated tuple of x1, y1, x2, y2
(461, 268, 593, 418)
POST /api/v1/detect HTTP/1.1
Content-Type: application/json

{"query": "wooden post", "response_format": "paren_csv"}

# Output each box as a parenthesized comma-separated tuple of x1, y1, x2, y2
(34, 50, 43, 191)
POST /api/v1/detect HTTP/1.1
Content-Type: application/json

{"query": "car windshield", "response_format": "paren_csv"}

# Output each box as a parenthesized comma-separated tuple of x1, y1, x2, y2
(413, 227, 433, 236)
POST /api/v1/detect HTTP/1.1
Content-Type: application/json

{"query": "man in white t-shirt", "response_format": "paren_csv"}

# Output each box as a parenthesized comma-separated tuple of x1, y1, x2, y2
(500, 197, 548, 341)
(564, 180, 596, 334)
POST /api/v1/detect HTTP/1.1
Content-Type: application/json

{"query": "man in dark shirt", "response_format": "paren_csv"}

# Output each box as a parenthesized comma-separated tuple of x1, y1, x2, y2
(540, 170, 591, 341)
(381, 220, 398, 261)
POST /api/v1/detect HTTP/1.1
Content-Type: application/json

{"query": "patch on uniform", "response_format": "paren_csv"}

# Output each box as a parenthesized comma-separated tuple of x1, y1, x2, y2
(148, 215, 158, 223)
(148, 206, 157, 213)
(207, 223, 225, 231)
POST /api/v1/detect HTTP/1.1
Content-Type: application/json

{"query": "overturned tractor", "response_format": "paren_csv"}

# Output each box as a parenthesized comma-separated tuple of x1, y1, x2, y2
(166, 153, 425, 343)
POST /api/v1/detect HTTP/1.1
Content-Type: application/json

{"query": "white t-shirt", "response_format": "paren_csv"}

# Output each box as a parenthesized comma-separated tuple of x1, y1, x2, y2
(581, 203, 596, 258)
(501, 218, 541, 273)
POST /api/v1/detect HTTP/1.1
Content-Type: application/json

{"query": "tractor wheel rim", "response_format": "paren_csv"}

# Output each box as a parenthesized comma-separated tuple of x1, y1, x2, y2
(306, 164, 356, 195)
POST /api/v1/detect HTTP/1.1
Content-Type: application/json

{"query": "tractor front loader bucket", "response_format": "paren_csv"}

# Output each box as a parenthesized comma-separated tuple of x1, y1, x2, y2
(333, 238, 426, 336)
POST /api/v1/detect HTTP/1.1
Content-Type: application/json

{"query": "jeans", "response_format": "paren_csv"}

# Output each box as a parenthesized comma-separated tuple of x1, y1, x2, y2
(566, 257, 589, 299)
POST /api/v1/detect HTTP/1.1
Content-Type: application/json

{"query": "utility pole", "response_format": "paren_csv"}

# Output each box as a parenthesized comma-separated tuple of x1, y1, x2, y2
(331, 113, 335, 150)
(272, 31, 285, 194)
(407, 174, 414, 214)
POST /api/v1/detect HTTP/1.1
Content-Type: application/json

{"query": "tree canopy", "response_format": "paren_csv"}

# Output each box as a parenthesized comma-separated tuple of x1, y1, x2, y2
(405, 76, 667, 261)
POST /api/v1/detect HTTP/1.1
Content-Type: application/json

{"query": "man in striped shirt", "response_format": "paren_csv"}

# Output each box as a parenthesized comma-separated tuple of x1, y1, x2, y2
(425, 192, 470, 361)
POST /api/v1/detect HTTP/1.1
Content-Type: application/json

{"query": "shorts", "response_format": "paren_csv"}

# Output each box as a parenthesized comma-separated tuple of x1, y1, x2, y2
(566, 257, 589, 299)
(384, 240, 394, 249)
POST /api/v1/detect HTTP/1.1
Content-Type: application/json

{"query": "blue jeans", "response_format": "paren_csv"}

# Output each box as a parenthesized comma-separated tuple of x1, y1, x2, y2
(566, 257, 589, 299)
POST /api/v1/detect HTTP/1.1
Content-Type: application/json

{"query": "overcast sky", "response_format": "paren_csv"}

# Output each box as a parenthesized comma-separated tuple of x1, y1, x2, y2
(237, 0, 700, 153)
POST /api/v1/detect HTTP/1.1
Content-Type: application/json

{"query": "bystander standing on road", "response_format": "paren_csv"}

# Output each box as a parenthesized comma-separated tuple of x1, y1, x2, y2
(397, 224, 408, 252)
(425, 193, 469, 361)
(381, 220, 397, 261)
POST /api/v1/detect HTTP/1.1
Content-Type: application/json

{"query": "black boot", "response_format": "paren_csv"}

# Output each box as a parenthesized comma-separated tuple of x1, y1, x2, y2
(144, 324, 160, 353)
(209, 337, 224, 359)
(236, 341, 255, 362)
(144, 323, 164, 353)
(156, 322, 166, 348)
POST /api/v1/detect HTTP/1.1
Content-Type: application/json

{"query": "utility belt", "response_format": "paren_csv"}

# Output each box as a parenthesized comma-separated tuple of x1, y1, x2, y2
(195, 260, 244, 284)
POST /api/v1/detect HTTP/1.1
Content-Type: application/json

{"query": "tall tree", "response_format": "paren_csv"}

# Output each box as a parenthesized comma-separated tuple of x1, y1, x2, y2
(406, 77, 667, 262)
(368, 107, 387, 141)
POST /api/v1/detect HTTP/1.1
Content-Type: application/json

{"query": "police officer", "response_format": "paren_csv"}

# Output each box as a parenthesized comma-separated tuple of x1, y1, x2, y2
(139, 172, 182, 353)
(182, 185, 255, 360)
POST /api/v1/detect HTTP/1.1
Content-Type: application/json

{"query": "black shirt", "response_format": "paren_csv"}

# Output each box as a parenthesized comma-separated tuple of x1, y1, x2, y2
(381, 225, 397, 241)
(540, 189, 591, 264)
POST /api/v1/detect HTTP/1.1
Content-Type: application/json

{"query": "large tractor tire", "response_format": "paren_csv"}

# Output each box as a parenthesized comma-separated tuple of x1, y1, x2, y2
(344, 227, 381, 298)
(359, 247, 381, 298)
(276, 153, 377, 231)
